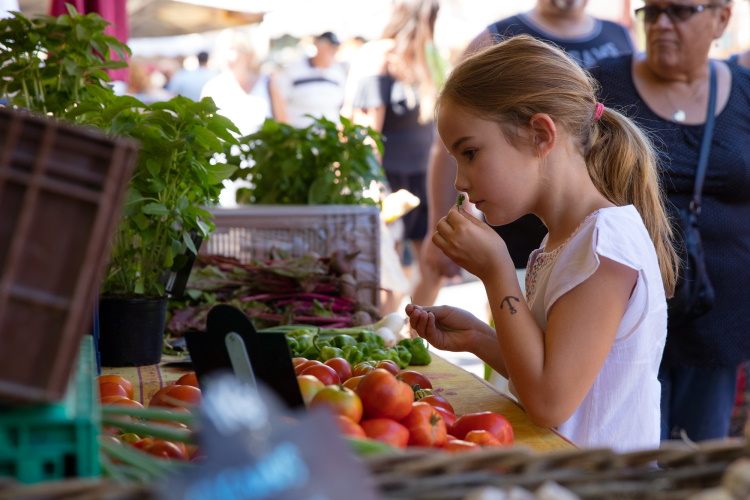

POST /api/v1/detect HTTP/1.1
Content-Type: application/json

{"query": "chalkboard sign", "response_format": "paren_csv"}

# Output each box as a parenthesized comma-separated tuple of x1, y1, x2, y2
(184, 305, 304, 410)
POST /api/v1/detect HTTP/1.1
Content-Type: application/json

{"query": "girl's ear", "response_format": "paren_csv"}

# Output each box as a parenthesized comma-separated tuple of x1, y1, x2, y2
(528, 113, 556, 158)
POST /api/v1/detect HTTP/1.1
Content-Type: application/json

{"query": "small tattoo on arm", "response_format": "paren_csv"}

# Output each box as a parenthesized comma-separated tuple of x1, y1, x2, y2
(500, 296, 520, 314)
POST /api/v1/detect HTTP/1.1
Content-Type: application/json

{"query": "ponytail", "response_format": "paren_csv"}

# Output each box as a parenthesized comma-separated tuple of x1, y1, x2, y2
(438, 34, 678, 297)
(586, 107, 677, 297)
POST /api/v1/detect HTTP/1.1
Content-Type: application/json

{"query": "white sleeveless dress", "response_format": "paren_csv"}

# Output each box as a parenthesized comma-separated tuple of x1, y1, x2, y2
(524, 205, 667, 452)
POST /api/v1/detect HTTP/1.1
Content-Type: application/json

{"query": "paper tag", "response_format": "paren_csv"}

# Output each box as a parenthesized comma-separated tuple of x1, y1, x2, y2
(156, 373, 380, 500)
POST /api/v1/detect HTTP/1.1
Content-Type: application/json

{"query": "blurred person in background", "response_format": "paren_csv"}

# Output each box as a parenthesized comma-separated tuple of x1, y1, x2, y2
(590, 0, 750, 442)
(201, 30, 285, 136)
(423, 0, 635, 298)
(125, 56, 172, 104)
(167, 51, 218, 102)
(345, 0, 442, 314)
(275, 32, 347, 128)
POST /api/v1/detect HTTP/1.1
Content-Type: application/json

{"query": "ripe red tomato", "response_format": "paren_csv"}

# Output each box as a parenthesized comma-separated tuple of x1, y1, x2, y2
(342, 375, 364, 391)
(176, 372, 200, 388)
(374, 360, 400, 376)
(352, 361, 377, 377)
(443, 439, 481, 453)
(292, 357, 308, 367)
(397, 370, 433, 390)
(357, 369, 413, 420)
(361, 418, 409, 449)
(310, 385, 363, 423)
(100, 395, 135, 405)
(418, 395, 455, 414)
(335, 415, 366, 438)
(432, 406, 457, 434)
(295, 360, 323, 375)
(99, 382, 128, 399)
(297, 374, 325, 406)
(464, 429, 502, 447)
(400, 402, 447, 447)
(99, 397, 144, 434)
(133, 438, 188, 461)
(149, 385, 202, 410)
(324, 357, 353, 382)
(451, 412, 514, 445)
(300, 364, 340, 386)
(97, 375, 134, 399)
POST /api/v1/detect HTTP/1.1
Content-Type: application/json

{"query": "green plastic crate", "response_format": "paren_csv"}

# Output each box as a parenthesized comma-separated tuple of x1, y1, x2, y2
(0, 336, 100, 483)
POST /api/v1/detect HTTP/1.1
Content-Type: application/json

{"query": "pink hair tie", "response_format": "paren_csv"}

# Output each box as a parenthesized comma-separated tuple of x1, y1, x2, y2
(593, 102, 605, 122)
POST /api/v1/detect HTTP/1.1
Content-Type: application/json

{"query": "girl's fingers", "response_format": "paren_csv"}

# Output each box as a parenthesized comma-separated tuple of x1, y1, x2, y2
(450, 205, 485, 227)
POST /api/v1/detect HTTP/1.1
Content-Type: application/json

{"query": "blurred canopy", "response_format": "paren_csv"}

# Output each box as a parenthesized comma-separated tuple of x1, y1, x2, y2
(17, 0, 263, 38)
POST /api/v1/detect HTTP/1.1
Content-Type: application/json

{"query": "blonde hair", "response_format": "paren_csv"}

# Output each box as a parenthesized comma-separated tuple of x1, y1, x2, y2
(381, 0, 440, 123)
(438, 35, 677, 296)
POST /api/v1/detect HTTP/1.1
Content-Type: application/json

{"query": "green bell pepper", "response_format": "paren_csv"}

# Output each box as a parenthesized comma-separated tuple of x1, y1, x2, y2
(393, 345, 412, 369)
(292, 333, 314, 353)
(286, 337, 300, 355)
(397, 337, 431, 365)
(299, 344, 321, 361)
(355, 342, 371, 358)
(319, 345, 344, 362)
(332, 334, 358, 348)
(368, 349, 390, 362)
(360, 331, 385, 349)
(342, 345, 364, 366)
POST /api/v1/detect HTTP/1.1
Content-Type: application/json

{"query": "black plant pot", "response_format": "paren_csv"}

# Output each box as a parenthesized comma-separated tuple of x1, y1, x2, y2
(98, 296, 168, 367)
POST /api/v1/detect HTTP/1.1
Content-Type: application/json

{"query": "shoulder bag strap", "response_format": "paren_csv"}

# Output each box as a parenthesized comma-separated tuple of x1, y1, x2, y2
(691, 61, 718, 217)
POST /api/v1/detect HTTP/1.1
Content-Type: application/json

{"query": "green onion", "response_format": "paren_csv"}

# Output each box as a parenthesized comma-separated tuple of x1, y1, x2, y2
(100, 418, 195, 444)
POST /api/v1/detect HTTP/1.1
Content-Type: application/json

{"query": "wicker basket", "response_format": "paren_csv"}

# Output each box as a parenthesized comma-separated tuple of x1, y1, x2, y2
(0, 478, 152, 500)
(364, 439, 750, 500)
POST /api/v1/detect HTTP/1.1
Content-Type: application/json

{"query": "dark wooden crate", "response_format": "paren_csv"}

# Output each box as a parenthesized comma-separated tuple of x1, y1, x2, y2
(0, 108, 138, 404)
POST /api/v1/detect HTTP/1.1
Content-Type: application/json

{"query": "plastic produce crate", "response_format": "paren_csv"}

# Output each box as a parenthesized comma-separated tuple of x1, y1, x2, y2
(0, 336, 100, 484)
(0, 108, 138, 404)
(203, 205, 381, 307)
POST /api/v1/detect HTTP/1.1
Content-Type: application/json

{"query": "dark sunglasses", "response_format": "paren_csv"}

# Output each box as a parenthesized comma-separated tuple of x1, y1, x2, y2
(634, 3, 723, 24)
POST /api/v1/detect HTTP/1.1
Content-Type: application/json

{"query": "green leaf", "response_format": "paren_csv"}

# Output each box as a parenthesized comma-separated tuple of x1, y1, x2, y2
(205, 162, 237, 185)
(182, 232, 198, 255)
(132, 212, 150, 231)
(142, 202, 169, 216)
(190, 125, 223, 153)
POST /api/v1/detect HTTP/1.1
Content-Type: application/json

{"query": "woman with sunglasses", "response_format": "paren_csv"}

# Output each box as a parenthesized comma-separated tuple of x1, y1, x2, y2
(590, 0, 750, 442)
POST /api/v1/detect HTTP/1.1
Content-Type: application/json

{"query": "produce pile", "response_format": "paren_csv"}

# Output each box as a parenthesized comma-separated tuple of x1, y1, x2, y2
(95, 358, 516, 479)
(262, 316, 431, 369)
(294, 356, 514, 451)
(167, 251, 379, 334)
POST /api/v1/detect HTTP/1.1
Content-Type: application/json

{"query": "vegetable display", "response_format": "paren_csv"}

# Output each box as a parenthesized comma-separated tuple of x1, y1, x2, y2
(167, 252, 379, 333)
(95, 358, 516, 483)
(270, 323, 431, 370)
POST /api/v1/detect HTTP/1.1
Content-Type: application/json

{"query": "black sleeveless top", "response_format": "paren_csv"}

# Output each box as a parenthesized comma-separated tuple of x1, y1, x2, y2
(591, 55, 750, 367)
(351, 73, 434, 176)
(485, 14, 634, 268)
(488, 14, 634, 68)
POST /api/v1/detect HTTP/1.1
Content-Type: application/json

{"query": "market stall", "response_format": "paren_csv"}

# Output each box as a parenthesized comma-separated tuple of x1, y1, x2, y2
(6, 7, 750, 500)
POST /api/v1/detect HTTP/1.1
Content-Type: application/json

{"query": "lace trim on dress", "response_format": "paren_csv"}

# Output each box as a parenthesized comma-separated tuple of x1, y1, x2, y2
(525, 211, 600, 305)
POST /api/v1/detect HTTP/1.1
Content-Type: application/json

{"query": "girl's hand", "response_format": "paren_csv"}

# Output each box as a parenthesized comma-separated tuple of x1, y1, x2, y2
(432, 206, 513, 280)
(404, 303, 486, 354)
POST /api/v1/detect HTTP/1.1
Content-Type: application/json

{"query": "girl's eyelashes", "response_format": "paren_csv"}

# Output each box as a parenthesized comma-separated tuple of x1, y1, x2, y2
(462, 149, 477, 160)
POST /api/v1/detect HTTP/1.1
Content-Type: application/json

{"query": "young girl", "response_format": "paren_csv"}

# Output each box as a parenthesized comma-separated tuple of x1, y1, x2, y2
(405, 35, 677, 452)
